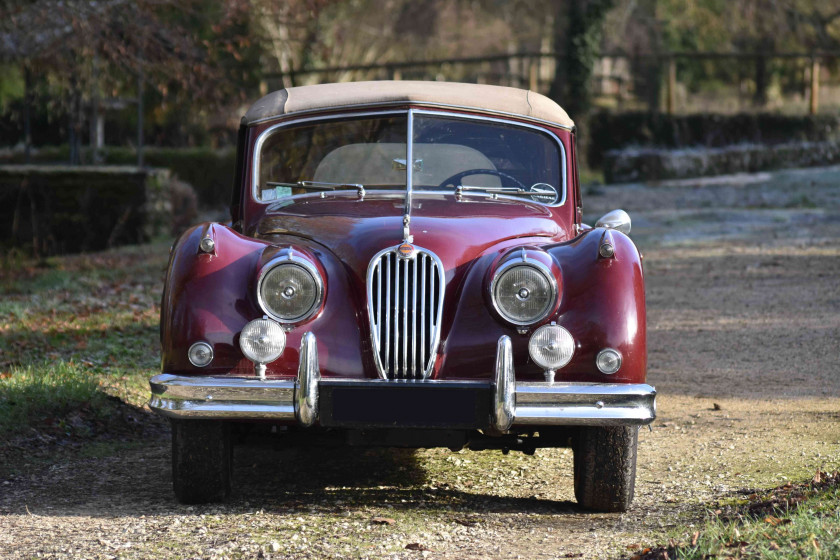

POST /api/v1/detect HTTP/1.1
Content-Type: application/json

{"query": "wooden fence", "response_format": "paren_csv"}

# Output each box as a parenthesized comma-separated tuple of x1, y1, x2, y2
(265, 51, 840, 116)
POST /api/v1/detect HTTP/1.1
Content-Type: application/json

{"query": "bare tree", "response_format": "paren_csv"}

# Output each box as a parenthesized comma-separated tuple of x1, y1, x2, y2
(0, 0, 247, 158)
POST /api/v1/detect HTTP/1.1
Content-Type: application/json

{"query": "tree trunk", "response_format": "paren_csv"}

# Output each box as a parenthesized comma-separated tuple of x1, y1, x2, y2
(547, 0, 614, 119)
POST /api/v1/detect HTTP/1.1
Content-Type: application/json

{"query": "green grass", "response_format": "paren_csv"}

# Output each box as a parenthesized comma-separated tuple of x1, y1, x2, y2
(635, 473, 840, 560)
(0, 242, 170, 442)
(0, 362, 106, 435)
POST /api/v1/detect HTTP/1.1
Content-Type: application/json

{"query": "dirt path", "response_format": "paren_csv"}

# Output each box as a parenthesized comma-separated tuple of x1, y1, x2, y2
(2, 167, 839, 559)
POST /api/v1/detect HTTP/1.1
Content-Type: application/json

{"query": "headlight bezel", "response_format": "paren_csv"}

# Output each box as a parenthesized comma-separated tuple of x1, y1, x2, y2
(256, 253, 324, 324)
(489, 254, 558, 327)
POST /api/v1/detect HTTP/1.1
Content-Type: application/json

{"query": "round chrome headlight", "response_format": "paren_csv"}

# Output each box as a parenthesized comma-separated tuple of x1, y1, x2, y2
(239, 318, 286, 364)
(528, 324, 575, 371)
(258, 259, 323, 323)
(596, 348, 622, 374)
(491, 262, 556, 325)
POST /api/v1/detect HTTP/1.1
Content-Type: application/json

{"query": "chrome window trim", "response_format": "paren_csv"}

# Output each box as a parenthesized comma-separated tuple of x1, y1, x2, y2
(245, 100, 575, 131)
(404, 109, 415, 238)
(252, 109, 569, 207)
(411, 109, 567, 207)
(252, 110, 405, 205)
(256, 253, 324, 324)
(489, 257, 558, 327)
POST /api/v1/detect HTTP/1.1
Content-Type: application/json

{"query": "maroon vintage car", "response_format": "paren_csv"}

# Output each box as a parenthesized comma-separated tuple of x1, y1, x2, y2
(149, 81, 655, 511)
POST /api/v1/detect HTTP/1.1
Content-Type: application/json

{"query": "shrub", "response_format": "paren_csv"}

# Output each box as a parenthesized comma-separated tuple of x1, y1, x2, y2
(0, 146, 235, 209)
(586, 111, 840, 168)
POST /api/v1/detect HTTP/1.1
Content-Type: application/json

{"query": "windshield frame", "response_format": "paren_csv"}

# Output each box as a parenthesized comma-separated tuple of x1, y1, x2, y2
(251, 108, 568, 207)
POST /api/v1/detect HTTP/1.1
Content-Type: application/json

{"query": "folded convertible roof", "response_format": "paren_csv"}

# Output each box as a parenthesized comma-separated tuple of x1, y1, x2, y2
(242, 80, 574, 129)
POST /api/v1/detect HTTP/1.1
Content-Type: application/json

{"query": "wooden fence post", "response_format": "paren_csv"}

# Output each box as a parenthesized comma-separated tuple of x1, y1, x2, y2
(23, 64, 32, 164)
(810, 57, 820, 115)
(666, 57, 676, 115)
(529, 56, 538, 91)
(137, 66, 144, 168)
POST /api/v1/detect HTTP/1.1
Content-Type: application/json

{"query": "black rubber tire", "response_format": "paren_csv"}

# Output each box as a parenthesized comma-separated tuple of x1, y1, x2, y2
(171, 419, 232, 504)
(573, 426, 638, 512)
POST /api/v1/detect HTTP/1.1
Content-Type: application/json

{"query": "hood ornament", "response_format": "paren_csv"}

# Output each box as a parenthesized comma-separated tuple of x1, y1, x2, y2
(403, 215, 413, 244)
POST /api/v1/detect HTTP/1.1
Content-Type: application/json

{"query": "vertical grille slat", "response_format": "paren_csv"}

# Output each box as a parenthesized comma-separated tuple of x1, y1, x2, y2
(420, 255, 426, 373)
(402, 257, 408, 378)
(393, 254, 400, 377)
(368, 246, 444, 380)
(384, 254, 391, 372)
(411, 257, 417, 377)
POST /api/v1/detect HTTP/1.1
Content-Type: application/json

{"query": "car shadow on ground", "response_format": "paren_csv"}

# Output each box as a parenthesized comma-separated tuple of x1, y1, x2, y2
(0, 431, 581, 518)
(230, 444, 581, 515)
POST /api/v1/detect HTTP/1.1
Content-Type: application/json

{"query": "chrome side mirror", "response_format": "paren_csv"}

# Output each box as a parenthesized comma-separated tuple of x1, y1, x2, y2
(595, 209, 631, 235)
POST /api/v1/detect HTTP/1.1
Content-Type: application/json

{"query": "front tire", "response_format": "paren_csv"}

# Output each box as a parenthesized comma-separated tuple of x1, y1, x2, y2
(171, 419, 232, 504)
(573, 426, 638, 512)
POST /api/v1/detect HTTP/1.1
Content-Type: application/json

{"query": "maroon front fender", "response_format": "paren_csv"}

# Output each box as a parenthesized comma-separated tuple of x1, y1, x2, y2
(160, 223, 268, 376)
(160, 224, 374, 379)
(438, 228, 646, 384)
(548, 228, 647, 384)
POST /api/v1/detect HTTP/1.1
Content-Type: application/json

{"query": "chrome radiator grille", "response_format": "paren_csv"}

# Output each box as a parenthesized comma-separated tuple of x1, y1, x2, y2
(367, 246, 445, 379)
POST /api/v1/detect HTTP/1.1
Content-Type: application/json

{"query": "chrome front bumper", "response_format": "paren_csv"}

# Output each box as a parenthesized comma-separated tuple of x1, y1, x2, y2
(149, 334, 656, 429)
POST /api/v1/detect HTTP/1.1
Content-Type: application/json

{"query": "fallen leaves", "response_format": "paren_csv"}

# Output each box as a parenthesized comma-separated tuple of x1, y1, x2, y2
(405, 543, 431, 551)
(370, 517, 395, 526)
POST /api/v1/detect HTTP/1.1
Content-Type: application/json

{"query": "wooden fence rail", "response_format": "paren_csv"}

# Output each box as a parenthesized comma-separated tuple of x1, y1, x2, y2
(266, 50, 840, 116)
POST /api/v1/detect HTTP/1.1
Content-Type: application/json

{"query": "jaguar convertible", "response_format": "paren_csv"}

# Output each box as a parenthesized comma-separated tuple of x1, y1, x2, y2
(149, 81, 656, 511)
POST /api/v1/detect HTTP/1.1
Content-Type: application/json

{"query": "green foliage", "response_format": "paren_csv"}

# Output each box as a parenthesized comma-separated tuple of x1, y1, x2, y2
(0, 146, 235, 209)
(103, 147, 236, 209)
(0, 64, 24, 111)
(564, 0, 615, 118)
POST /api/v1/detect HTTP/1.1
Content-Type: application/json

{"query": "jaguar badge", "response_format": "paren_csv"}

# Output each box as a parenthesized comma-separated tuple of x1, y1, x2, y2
(397, 242, 416, 259)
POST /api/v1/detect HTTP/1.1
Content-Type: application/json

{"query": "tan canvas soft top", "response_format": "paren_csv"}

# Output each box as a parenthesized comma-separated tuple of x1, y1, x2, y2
(242, 81, 574, 129)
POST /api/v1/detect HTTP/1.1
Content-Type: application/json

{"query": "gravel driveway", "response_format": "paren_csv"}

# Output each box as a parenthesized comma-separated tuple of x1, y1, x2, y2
(2, 166, 839, 559)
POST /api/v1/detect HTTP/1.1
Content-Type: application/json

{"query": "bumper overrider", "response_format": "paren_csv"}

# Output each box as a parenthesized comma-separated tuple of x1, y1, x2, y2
(149, 334, 656, 430)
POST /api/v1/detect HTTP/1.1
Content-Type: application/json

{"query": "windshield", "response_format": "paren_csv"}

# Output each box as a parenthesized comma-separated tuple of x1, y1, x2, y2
(256, 112, 564, 204)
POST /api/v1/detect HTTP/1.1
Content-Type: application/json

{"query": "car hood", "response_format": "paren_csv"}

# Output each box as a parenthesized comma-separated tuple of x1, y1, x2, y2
(257, 192, 568, 271)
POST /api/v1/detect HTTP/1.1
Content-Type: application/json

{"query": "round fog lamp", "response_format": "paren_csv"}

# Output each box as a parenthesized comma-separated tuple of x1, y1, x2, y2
(528, 324, 574, 371)
(188, 341, 213, 367)
(596, 348, 622, 374)
(239, 318, 286, 364)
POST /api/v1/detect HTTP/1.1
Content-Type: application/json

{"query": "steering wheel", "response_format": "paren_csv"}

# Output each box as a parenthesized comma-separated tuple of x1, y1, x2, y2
(437, 168, 527, 190)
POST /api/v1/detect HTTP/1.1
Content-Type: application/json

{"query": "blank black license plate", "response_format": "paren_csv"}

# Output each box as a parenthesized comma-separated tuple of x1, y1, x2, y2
(319, 382, 491, 429)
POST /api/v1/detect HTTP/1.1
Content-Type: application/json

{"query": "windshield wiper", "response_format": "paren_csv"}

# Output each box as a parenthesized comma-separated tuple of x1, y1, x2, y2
(267, 180, 366, 198)
(455, 184, 558, 204)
